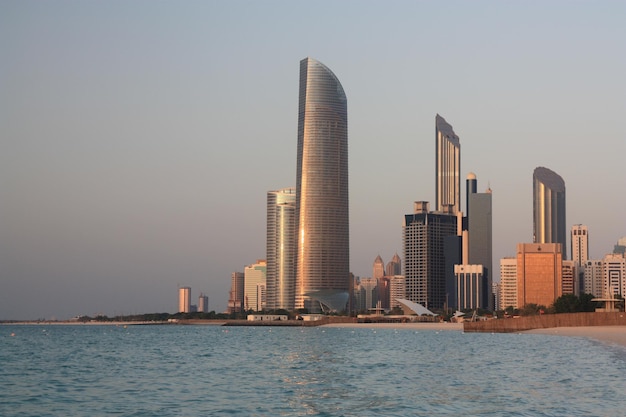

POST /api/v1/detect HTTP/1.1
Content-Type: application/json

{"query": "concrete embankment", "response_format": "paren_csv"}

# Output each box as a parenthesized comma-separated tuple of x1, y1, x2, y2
(464, 311, 626, 333)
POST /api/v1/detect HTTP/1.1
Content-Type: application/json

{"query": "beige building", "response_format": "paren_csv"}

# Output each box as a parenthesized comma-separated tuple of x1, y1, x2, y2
(517, 243, 562, 308)
(562, 260, 577, 295)
(244, 260, 267, 312)
(499, 257, 518, 310)
(178, 286, 191, 313)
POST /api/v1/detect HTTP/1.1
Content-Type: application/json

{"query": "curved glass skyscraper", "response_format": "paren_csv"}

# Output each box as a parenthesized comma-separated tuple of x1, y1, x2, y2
(435, 114, 461, 214)
(295, 57, 349, 312)
(533, 166, 567, 259)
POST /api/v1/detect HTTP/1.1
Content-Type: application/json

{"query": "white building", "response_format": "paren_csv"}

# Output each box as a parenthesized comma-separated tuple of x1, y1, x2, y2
(499, 257, 517, 310)
(389, 275, 406, 310)
(454, 264, 484, 310)
(603, 253, 626, 297)
(244, 260, 267, 312)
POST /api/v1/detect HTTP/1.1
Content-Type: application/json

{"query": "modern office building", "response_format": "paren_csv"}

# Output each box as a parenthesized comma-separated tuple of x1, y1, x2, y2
(244, 260, 267, 312)
(389, 275, 406, 310)
(266, 187, 297, 311)
(583, 260, 603, 297)
(562, 260, 577, 295)
(571, 225, 589, 265)
(355, 277, 378, 312)
(499, 257, 518, 310)
(227, 271, 244, 314)
(467, 174, 493, 310)
(178, 286, 191, 313)
(373, 255, 385, 280)
(403, 201, 458, 310)
(533, 167, 566, 258)
(435, 114, 461, 214)
(386, 253, 402, 276)
(454, 264, 484, 310)
(198, 293, 209, 313)
(295, 57, 350, 312)
(516, 243, 563, 308)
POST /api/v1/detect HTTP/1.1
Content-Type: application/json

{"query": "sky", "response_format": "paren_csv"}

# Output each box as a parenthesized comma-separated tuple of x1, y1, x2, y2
(1, 1, 625, 320)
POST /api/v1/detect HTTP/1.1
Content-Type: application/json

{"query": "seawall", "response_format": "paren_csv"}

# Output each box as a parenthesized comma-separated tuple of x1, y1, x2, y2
(464, 311, 626, 333)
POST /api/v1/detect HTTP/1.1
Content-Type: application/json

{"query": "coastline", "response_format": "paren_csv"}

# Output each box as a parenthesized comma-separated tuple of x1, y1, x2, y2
(524, 326, 626, 347)
(322, 322, 463, 331)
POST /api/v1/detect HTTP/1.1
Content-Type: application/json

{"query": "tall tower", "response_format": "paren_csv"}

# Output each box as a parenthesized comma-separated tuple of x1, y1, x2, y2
(295, 57, 349, 312)
(571, 224, 589, 266)
(227, 271, 244, 314)
(266, 187, 296, 311)
(373, 255, 385, 280)
(403, 201, 458, 309)
(467, 174, 493, 310)
(533, 167, 567, 258)
(178, 286, 191, 313)
(435, 114, 461, 214)
(244, 260, 267, 312)
(386, 253, 402, 276)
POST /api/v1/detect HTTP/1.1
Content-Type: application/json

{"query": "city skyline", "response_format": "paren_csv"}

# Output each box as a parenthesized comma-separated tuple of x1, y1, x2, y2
(2, 2, 624, 320)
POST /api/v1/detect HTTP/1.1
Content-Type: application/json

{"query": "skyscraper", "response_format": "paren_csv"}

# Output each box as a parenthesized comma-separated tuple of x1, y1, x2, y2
(295, 57, 350, 312)
(386, 253, 402, 276)
(178, 286, 191, 313)
(227, 271, 244, 314)
(571, 224, 589, 266)
(533, 167, 566, 258)
(266, 187, 296, 311)
(373, 255, 385, 280)
(467, 174, 493, 310)
(403, 201, 458, 309)
(436, 114, 461, 214)
(244, 260, 267, 312)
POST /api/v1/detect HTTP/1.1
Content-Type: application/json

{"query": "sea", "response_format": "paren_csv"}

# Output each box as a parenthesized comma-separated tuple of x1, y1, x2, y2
(1, 324, 625, 417)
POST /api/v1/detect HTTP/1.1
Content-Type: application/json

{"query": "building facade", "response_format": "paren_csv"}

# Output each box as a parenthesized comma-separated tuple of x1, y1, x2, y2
(516, 243, 563, 308)
(583, 260, 603, 297)
(266, 187, 296, 311)
(435, 114, 461, 214)
(454, 264, 484, 310)
(562, 260, 577, 295)
(571, 224, 589, 265)
(403, 201, 458, 310)
(499, 257, 518, 310)
(198, 293, 209, 313)
(386, 253, 402, 276)
(533, 167, 566, 258)
(603, 253, 626, 297)
(389, 275, 406, 310)
(227, 272, 244, 314)
(244, 260, 267, 312)
(295, 57, 350, 312)
(178, 286, 191, 313)
(467, 174, 493, 310)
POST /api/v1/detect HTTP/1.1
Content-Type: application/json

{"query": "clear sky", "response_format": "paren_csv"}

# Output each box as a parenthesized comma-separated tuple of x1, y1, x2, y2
(2, 1, 624, 320)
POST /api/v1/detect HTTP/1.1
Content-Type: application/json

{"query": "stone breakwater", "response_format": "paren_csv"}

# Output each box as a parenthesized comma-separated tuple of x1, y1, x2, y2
(464, 311, 626, 333)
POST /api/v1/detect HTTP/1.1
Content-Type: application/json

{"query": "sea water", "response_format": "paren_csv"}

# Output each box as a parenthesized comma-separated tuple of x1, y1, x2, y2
(1, 324, 625, 416)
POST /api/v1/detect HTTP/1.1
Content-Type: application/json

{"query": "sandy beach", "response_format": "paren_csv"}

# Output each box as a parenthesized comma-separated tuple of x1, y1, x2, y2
(524, 326, 626, 347)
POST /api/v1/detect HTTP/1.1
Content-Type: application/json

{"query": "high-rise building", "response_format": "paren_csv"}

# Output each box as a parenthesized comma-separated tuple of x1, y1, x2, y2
(295, 57, 349, 313)
(198, 293, 209, 313)
(533, 167, 566, 258)
(603, 253, 626, 297)
(583, 260, 603, 297)
(562, 260, 577, 295)
(244, 260, 267, 312)
(467, 174, 493, 310)
(386, 253, 402, 276)
(227, 272, 244, 314)
(499, 257, 518, 310)
(571, 225, 589, 265)
(266, 187, 296, 311)
(435, 114, 461, 214)
(403, 201, 458, 309)
(389, 275, 406, 310)
(178, 286, 191, 313)
(516, 243, 563, 308)
(373, 255, 385, 280)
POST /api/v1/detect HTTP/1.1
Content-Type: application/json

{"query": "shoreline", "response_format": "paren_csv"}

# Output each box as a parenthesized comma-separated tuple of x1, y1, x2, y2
(523, 326, 626, 347)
